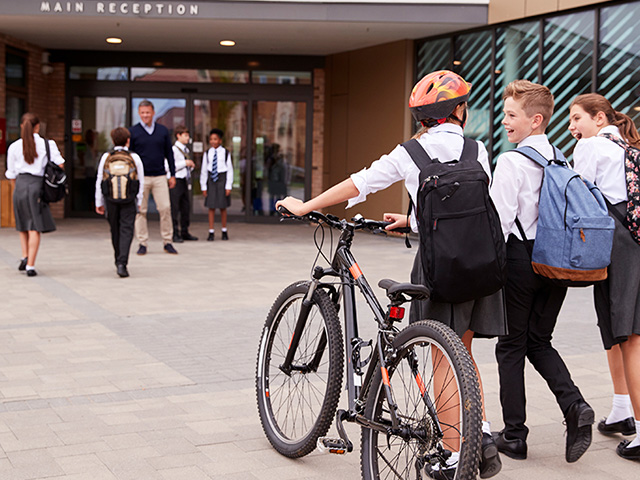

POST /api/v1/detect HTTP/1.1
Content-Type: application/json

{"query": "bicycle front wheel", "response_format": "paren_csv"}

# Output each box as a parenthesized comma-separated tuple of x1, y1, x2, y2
(361, 320, 482, 480)
(256, 281, 344, 457)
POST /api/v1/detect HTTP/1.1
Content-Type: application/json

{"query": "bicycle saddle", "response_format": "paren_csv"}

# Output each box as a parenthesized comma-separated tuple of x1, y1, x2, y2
(378, 279, 430, 301)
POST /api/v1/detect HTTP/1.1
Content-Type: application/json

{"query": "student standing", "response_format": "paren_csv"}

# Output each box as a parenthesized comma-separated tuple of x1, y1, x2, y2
(277, 70, 505, 479)
(95, 127, 144, 278)
(129, 100, 178, 255)
(200, 128, 233, 241)
(568, 93, 640, 461)
(490, 80, 594, 463)
(170, 125, 198, 242)
(5, 113, 65, 277)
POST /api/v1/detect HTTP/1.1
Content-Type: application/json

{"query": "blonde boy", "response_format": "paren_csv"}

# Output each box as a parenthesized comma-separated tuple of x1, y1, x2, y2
(490, 80, 594, 464)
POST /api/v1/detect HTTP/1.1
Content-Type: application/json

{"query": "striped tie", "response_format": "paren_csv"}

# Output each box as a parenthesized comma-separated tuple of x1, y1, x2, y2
(210, 149, 218, 182)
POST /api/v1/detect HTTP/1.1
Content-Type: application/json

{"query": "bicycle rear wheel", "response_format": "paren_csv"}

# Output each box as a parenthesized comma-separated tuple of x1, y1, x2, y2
(256, 281, 344, 457)
(361, 320, 482, 480)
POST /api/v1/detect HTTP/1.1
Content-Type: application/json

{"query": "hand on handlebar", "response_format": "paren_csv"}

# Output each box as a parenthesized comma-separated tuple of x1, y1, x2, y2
(276, 197, 309, 217)
(383, 213, 410, 232)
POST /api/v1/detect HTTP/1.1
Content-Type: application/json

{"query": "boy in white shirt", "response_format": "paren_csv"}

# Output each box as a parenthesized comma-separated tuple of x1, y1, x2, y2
(490, 80, 593, 463)
(200, 128, 233, 241)
(95, 127, 144, 278)
(170, 125, 197, 242)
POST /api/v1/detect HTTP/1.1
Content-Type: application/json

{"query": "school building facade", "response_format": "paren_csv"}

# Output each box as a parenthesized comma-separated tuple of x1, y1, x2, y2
(0, 0, 635, 225)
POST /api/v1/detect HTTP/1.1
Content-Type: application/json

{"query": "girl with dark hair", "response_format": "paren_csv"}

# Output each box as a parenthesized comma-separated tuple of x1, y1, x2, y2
(5, 113, 65, 277)
(569, 93, 640, 461)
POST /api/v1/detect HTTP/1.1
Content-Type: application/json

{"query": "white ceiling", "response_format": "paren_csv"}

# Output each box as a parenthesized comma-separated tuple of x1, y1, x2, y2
(0, 15, 483, 56)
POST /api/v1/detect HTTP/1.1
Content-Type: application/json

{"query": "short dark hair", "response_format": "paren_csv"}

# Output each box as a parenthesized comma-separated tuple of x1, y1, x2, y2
(209, 128, 224, 139)
(111, 127, 130, 147)
(138, 99, 154, 110)
(174, 125, 189, 136)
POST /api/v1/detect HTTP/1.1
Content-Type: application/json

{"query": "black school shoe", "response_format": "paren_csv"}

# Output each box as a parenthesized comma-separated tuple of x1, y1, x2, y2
(493, 431, 527, 460)
(616, 440, 640, 461)
(424, 463, 455, 480)
(116, 264, 129, 278)
(597, 417, 636, 436)
(182, 232, 198, 241)
(172, 234, 184, 243)
(18, 257, 27, 271)
(222, 231, 229, 240)
(207, 232, 214, 241)
(480, 433, 502, 478)
(564, 400, 594, 463)
(26, 269, 38, 277)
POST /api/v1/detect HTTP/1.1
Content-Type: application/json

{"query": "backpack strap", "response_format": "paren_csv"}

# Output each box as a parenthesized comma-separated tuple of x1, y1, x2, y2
(514, 145, 567, 168)
(401, 137, 479, 172)
(44, 137, 51, 163)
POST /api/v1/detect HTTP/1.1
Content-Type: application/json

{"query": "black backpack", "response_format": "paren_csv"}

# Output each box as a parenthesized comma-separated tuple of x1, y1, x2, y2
(42, 138, 67, 204)
(101, 150, 140, 203)
(402, 138, 506, 304)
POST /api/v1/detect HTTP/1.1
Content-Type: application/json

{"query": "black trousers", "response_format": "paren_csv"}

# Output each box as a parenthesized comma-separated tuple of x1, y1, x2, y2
(105, 200, 136, 266)
(495, 236, 583, 441)
(170, 178, 191, 236)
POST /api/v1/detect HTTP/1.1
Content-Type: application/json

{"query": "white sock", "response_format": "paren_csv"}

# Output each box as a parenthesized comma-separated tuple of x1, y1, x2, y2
(222, 228, 227, 232)
(606, 394, 632, 424)
(26, 265, 35, 271)
(627, 420, 640, 448)
(431, 451, 459, 471)
(482, 420, 492, 436)
(209, 229, 214, 233)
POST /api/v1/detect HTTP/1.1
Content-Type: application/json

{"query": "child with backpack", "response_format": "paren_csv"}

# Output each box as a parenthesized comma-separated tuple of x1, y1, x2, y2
(568, 93, 640, 461)
(95, 127, 145, 278)
(277, 70, 506, 479)
(490, 80, 594, 464)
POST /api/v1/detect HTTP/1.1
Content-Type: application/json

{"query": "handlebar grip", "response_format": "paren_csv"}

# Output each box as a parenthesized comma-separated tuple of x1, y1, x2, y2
(277, 205, 296, 218)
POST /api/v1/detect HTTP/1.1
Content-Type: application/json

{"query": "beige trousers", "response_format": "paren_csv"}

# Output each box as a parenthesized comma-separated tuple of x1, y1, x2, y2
(135, 175, 173, 245)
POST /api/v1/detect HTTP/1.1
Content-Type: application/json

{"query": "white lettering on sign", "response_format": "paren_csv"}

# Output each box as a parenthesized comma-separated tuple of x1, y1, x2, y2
(40, 2, 199, 16)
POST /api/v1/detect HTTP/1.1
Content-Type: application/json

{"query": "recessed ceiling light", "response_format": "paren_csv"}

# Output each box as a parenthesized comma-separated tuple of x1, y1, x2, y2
(220, 40, 236, 47)
(106, 37, 122, 44)
(453, 60, 462, 66)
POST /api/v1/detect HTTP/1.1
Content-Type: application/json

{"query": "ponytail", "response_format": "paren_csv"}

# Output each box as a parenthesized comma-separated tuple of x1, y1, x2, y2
(613, 111, 640, 148)
(20, 113, 40, 165)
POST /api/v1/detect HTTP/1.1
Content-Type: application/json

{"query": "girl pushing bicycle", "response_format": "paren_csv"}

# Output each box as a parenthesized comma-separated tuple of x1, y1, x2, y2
(277, 70, 506, 479)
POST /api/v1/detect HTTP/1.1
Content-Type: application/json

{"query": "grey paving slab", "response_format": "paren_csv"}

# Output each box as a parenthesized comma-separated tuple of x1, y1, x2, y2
(0, 218, 638, 479)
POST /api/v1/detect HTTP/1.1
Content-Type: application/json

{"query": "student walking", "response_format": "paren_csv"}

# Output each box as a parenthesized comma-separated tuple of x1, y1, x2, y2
(200, 128, 233, 241)
(490, 80, 594, 463)
(277, 70, 505, 479)
(95, 127, 144, 278)
(568, 93, 640, 461)
(5, 112, 65, 277)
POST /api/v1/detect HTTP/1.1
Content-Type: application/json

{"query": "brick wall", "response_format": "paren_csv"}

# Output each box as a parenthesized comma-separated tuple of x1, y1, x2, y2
(1, 32, 66, 219)
(312, 68, 325, 198)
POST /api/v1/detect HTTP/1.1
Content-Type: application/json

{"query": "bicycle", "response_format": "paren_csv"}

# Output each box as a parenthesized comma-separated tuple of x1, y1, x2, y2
(255, 209, 482, 480)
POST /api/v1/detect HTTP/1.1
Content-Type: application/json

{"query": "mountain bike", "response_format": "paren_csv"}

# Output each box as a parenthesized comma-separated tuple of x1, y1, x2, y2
(255, 209, 482, 480)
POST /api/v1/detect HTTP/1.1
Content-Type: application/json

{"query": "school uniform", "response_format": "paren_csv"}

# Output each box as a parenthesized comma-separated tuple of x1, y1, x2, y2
(200, 145, 233, 209)
(490, 134, 585, 442)
(95, 147, 145, 267)
(348, 123, 507, 338)
(5, 134, 65, 233)
(169, 141, 194, 237)
(573, 125, 640, 349)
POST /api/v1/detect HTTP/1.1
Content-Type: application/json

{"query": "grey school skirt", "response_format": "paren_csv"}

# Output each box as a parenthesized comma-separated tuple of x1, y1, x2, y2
(409, 250, 508, 338)
(205, 172, 228, 209)
(594, 202, 640, 349)
(13, 173, 56, 233)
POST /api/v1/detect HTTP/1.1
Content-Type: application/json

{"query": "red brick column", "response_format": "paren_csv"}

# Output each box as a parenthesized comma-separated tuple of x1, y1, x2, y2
(312, 68, 325, 198)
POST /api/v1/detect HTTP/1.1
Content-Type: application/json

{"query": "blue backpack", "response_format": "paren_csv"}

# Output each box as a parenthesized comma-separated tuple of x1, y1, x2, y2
(513, 146, 615, 286)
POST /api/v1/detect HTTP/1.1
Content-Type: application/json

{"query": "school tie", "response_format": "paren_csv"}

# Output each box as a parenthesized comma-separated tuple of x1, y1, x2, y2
(210, 149, 218, 182)
(184, 147, 191, 181)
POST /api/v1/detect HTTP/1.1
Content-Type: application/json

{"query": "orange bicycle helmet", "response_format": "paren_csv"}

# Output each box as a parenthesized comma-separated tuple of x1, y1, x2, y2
(409, 70, 471, 124)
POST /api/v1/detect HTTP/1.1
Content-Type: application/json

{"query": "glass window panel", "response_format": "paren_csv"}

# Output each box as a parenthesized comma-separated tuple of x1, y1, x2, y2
(6, 95, 25, 149)
(543, 11, 594, 155)
(5, 52, 27, 88)
(416, 38, 451, 81)
(251, 71, 311, 85)
(68, 66, 128, 80)
(493, 22, 539, 158)
(70, 96, 127, 213)
(454, 31, 492, 147)
(599, 2, 640, 126)
(251, 101, 307, 216)
(131, 68, 249, 83)
(192, 99, 248, 216)
(131, 97, 187, 134)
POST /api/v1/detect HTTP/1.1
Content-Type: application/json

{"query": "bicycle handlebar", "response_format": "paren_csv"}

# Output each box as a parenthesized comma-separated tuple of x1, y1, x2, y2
(277, 206, 411, 234)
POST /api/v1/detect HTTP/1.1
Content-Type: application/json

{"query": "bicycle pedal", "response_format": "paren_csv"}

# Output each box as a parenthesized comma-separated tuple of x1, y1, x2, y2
(317, 437, 351, 455)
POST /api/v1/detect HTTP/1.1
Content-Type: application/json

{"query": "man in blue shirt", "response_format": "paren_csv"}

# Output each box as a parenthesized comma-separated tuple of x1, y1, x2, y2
(129, 100, 178, 255)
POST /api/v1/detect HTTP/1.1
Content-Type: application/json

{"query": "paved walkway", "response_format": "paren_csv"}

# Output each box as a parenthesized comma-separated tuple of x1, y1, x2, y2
(0, 218, 637, 479)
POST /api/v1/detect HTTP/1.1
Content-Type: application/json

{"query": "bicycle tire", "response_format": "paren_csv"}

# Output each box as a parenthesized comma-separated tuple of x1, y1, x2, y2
(360, 320, 482, 480)
(256, 281, 344, 457)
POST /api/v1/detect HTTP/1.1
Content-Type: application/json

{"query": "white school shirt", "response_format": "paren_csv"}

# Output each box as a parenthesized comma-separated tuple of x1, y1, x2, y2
(200, 146, 233, 192)
(490, 134, 555, 241)
(572, 125, 628, 205)
(347, 123, 491, 232)
(5, 134, 65, 179)
(169, 141, 192, 180)
(95, 147, 145, 208)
